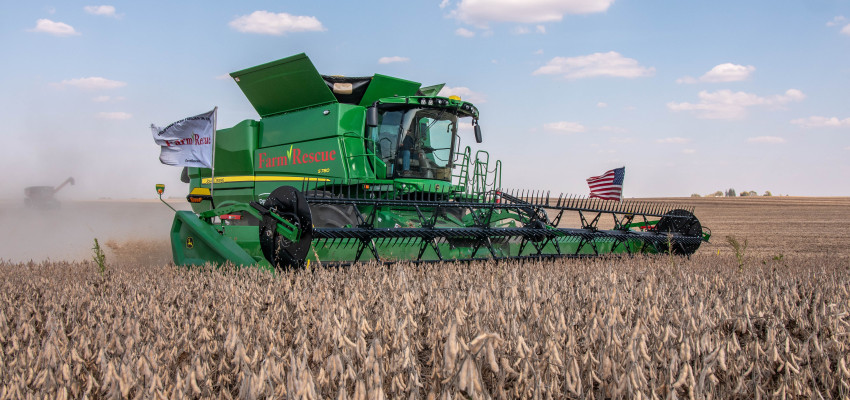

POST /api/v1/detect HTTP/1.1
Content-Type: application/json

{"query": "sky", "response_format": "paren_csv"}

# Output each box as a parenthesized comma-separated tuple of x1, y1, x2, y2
(1, 0, 849, 200)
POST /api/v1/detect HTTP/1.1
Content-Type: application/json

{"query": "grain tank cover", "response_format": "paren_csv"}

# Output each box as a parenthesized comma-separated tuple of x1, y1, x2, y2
(230, 53, 424, 116)
(230, 53, 337, 117)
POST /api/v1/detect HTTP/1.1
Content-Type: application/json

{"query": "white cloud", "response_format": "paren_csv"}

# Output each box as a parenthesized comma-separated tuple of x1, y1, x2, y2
(92, 95, 124, 102)
(533, 49, 544, 55)
(438, 86, 486, 103)
(596, 102, 608, 108)
(455, 27, 475, 37)
(84, 5, 117, 17)
(827, 16, 846, 27)
(229, 11, 325, 35)
(533, 52, 655, 80)
(790, 116, 850, 128)
(96, 111, 132, 120)
(29, 19, 79, 36)
(827, 16, 850, 35)
(656, 137, 691, 144)
(440, 0, 451, 8)
(747, 136, 785, 144)
(543, 121, 586, 133)
(701, 63, 755, 82)
(682, 149, 696, 154)
(56, 77, 126, 90)
(451, 0, 614, 25)
(608, 136, 634, 144)
(512, 25, 545, 34)
(678, 63, 755, 84)
(667, 89, 805, 119)
(599, 126, 628, 134)
(378, 56, 410, 64)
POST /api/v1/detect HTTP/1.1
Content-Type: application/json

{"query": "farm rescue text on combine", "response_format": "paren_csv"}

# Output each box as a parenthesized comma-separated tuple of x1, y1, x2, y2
(258, 148, 337, 169)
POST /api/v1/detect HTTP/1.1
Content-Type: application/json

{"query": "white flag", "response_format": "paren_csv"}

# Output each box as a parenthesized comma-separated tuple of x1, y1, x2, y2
(151, 108, 216, 168)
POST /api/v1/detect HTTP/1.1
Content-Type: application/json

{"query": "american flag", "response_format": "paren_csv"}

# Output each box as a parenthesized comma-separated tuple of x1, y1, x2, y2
(587, 167, 625, 201)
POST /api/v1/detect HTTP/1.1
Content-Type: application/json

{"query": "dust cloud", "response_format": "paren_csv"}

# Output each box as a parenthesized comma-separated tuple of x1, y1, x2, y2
(0, 199, 190, 263)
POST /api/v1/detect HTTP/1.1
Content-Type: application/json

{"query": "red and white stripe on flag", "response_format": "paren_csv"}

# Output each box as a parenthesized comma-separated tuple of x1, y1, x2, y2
(587, 167, 625, 201)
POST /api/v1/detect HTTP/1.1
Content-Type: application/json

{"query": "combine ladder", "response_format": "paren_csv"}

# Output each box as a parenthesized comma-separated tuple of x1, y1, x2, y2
(470, 150, 501, 200)
(452, 146, 472, 190)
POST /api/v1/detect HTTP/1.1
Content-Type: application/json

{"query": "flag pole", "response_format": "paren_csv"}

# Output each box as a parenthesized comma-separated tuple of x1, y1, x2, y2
(210, 106, 218, 208)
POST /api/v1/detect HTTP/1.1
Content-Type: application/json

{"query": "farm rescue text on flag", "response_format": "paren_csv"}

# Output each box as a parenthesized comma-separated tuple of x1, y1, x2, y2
(587, 167, 625, 201)
(150, 108, 216, 168)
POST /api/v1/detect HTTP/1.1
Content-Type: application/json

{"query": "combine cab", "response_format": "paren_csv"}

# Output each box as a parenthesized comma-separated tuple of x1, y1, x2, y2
(167, 54, 710, 269)
(24, 177, 74, 209)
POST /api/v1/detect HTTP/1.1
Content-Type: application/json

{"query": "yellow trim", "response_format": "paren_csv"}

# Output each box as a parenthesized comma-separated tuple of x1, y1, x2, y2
(201, 176, 330, 184)
(189, 187, 211, 195)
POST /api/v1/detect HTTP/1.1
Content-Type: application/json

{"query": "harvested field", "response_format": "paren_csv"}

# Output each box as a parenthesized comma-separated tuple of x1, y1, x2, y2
(0, 197, 849, 398)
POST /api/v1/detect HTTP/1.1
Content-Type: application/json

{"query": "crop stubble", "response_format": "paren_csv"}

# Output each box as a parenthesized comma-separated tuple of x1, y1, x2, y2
(0, 197, 848, 398)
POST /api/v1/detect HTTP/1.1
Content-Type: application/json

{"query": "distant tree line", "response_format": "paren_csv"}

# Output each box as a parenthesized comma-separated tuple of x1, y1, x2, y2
(691, 189, 773, 198)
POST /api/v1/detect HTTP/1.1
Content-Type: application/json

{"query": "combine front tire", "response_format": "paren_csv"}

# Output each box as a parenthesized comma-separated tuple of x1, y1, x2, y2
(259, 186, 314, 270)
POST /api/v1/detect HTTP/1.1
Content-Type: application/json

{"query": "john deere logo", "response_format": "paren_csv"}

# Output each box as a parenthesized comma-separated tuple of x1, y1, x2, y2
(186, 237, 194, 249)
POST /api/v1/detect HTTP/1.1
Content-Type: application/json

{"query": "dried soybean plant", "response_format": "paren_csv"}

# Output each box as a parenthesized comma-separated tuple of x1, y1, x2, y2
(0, 253, 849, 399)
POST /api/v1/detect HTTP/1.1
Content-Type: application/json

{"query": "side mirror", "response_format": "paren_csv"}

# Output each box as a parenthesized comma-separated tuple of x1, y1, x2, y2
(366, 107, 379, 127)
(474, 124, 483, 143)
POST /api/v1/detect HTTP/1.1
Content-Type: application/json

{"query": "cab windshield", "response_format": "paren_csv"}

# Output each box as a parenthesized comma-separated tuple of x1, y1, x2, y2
(369, 107, 459, 180)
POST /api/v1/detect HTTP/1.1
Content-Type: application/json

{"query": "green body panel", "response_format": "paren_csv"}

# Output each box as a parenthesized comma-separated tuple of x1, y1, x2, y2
(254, 137, 345, 194)
(216, 119, 259, 177)
(358, 74, 421, 106)
(170, 211, 260, 267)
(230, 53, 336, 117)
(210, 188, 255, 205)
(260, 105, 340, 148)
(418, 84, 445, 97)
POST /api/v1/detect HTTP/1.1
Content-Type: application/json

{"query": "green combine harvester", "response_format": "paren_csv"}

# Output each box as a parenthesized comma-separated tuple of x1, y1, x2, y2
(163, 53, 709, 269)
